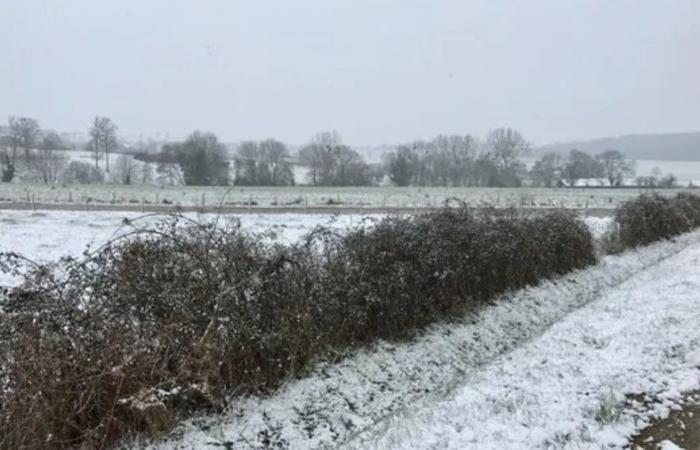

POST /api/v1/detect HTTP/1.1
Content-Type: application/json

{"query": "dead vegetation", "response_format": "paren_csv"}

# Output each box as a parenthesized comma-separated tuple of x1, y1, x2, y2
(604, 193, 700, 252)
(0, 205, 596, 449)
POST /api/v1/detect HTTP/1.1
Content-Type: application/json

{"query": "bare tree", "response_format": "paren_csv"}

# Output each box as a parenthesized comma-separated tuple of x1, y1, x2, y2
(383, 145, 419, 186)
(9, 116, 41, 166)
(259, 138, 293, 186)
(562, 149, 604, 186)
(113, 154, 135, 184)
(530, 152, 564, 187)
(486, 128, 530, 173)
(62, 160, 105, 184)
(0, 136, 17, 182)
(139, 162, 154, 184)
(382, 134, 486, 187)
(298, 131, 342, 186)
(636, 167, 664, 187)
(233, 141, 261, 185)
(31, 132, 69, 183)
(172, 131, 230, 186)
(659, 173, 677, 188)
(297, 132, 373, 186)
(334, 145, 371, 186)
(596, 150, 635, 187)
(88, 116, 119, 172)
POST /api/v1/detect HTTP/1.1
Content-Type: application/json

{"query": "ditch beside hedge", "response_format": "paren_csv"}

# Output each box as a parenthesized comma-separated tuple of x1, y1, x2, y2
(0, 205, 615, 450)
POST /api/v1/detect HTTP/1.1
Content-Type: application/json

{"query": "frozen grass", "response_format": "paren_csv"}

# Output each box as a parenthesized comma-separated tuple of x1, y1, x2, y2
(0, 182, 690, 210)
(358, 235, 700, 449)
(0, 211, 378, 285)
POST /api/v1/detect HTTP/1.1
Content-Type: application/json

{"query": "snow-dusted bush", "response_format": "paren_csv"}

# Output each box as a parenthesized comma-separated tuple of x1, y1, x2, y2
(311, 208, 595, 342)
(0, 207, 595, 449)
(61, 160, 105, 184)
(613, 193, 700, 249)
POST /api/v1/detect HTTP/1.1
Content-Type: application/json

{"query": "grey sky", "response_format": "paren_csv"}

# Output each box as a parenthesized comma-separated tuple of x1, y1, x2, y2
(2, 0, 698, 146)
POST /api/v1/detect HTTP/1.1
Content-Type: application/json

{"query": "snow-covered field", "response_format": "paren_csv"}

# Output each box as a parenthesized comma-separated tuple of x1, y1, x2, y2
(0, 210, 611, 286)
(4, 209, 697, 449)
(3, 210, 699, 448)
(133, 230, 700, 450)
(0, 211, 380, 285)
(0, 182, 691, 210)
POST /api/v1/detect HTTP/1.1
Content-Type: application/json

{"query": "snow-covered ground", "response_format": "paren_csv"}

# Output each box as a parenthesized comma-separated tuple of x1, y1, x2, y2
(129, 229, 700, 449)
(4, 210, 698, 449)
(0, 211, 380, 285)
(0, 210, 609, 286)
(0, 181, 688, 210)
(359, 240, 700, 449)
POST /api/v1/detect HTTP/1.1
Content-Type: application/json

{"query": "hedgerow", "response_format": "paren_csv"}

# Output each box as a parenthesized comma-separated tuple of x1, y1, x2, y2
(0, 207, 595, 449)
(607, 193, 700, 250)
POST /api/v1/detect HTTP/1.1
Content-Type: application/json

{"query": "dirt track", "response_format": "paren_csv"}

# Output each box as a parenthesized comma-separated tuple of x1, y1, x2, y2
(0, 201, 615, 217)
(630, 390, 700, 449)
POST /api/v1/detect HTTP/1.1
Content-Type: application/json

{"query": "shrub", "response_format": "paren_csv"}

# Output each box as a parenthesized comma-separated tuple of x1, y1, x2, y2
(0, 207, 595, 449)
(312, 208, 595, 343)
(614, 193, 700, 249)
(62, 160, 105, 184)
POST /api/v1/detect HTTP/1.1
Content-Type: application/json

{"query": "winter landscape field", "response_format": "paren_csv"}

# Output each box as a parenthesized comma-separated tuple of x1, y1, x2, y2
(0, 182, 696, 212)
(4, 1, 700, 449)
(2, 196, 700, 449)
(0, 209, 612, 287)
(143, 230, 700, 450)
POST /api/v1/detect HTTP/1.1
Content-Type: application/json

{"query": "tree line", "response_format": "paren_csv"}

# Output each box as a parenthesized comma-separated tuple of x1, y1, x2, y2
(0, 115, 678, 188)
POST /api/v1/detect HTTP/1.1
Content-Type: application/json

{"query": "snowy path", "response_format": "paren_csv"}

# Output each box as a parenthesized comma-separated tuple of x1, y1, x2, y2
(142, 231, 700, 450)
(353, 239, 700, 449)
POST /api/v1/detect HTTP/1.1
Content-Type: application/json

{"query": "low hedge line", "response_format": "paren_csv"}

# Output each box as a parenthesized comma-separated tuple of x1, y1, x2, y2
(1, 207, 595, 449)
(611, 193, 700, 250)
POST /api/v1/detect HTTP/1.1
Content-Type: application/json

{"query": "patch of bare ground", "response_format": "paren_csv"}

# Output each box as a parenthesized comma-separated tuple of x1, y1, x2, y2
(630, 390, 700, 450)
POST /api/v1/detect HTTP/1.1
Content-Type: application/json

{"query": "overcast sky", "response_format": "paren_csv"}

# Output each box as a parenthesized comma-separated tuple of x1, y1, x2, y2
(2, 0, 698, 145)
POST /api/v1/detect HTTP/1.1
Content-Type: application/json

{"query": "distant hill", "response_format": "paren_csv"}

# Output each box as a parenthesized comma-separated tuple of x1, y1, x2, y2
(535, 132, 700, 161)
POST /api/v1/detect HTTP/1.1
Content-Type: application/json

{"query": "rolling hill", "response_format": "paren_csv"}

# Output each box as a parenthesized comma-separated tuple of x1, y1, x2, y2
(535, 131, 700, 161)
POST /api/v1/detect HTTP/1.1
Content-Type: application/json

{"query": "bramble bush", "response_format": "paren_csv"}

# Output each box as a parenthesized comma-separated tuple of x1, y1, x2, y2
(0, 206, 595, 449)
(605, 193, 700, 251)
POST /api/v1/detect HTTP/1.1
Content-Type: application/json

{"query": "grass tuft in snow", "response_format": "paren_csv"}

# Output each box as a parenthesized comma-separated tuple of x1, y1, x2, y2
(594, 391, 623, 425)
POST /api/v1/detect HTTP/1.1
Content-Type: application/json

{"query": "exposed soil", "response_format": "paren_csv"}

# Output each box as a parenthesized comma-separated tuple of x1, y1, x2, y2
(630, 390, 700, 450)
(0, 200, 615, 216)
